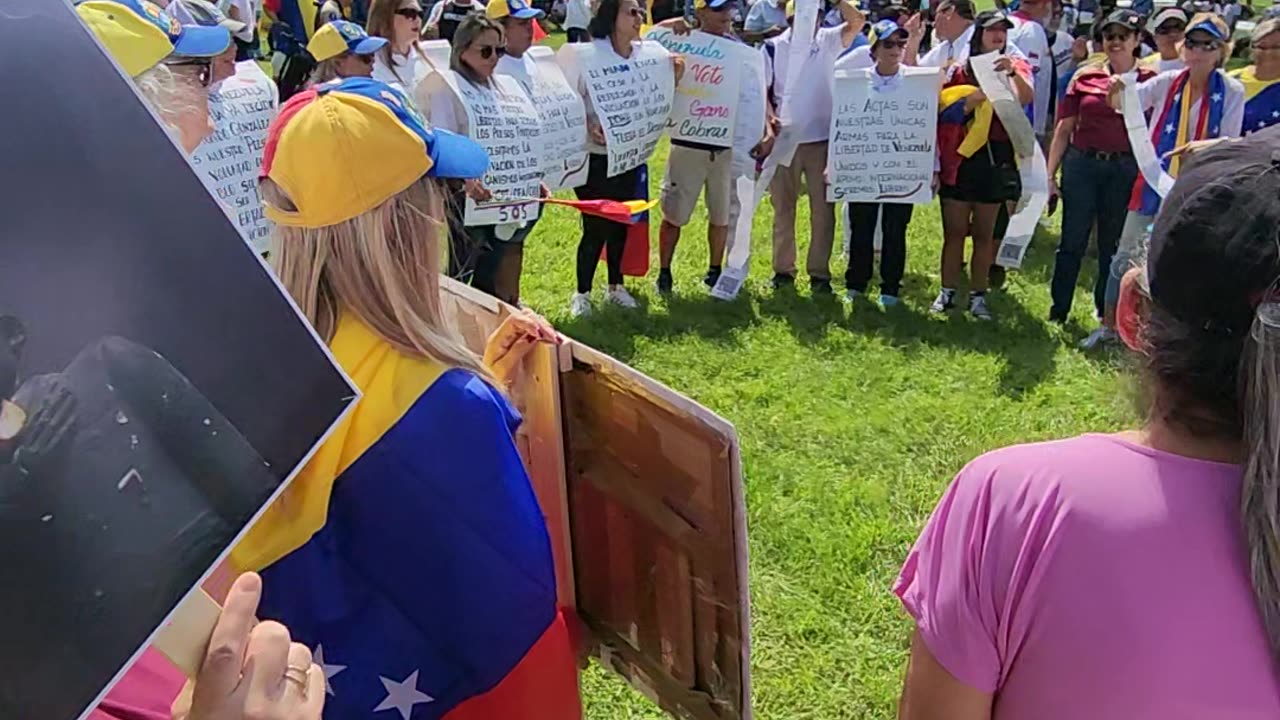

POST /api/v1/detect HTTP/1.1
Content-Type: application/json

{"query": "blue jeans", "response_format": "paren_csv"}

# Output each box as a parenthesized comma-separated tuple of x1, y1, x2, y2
(1049, 148, 1138, 321)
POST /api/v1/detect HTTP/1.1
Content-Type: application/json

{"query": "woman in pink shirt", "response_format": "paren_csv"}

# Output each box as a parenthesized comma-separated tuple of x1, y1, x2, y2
(896, 132, 1280, 718)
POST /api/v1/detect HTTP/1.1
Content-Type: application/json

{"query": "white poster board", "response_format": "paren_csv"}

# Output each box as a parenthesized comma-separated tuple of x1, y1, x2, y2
(826, 66, 940, 203)
(453, 74, 544, 225)
(970, 53, 1049, 270)
(1120, 71, 1175, 198)
(560, 41, 675, 177)
(523, 46, 590, 190)
(191, 61, 278, 254)
(645, 28, 742, 149)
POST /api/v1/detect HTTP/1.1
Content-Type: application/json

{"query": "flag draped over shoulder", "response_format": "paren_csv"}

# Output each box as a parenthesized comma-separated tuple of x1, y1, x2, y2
(231, 314, 580, 720)
(937, 85, 994, 185)
(1231, 66, 1280, 135)
(1131, 68, 1226, 216)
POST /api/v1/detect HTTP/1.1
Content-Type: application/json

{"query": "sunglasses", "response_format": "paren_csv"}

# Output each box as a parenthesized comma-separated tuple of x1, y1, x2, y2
(1102, 31, 1133, 42)
(1155, 22, 1186, 35)
(356, 53, 376, 64)
(628, 7, 646, 18)
(1184, 36, 1224, 51)
(395, 7, 423, 18)
(166, 58, 212, 88)
(475, 44, 507, 59)
(878, 39, 907, 49)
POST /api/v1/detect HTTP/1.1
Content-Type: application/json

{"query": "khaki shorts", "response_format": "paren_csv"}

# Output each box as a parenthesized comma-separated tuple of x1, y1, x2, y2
(660, 143, 733, 227)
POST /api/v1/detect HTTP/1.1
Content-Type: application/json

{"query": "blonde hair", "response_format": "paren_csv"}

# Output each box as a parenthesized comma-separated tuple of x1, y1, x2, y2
(450, 15, 505, 85)
(310, 56, 345, 85)
(263, 177, 492, 382)
(134, 62, 213, 152)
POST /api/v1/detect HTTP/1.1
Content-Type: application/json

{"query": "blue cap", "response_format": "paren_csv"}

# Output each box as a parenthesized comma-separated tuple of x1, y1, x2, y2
(871, 18, 908, 42)
(1187, 17, 1227, 39)
(695, 0, 733, 9)
(125, 0, 231, 58)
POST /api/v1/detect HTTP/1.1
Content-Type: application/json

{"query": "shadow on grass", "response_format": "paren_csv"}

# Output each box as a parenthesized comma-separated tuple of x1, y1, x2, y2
(554, 287, 760, 363)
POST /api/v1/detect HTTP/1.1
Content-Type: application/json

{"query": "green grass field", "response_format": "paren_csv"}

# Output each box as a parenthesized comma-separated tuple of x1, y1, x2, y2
(517, 80, 1136, 718)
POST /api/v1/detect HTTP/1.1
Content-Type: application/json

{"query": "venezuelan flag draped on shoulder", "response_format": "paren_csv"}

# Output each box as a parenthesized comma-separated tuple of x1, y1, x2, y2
(936, 56, 1032, 185)
(231, 313, 581, 718)
(1230, 66, 1280, 135)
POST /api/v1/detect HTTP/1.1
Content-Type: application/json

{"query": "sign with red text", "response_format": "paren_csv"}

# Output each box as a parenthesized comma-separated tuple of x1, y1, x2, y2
(826, 66, 939, 204)
(646, 28, 741, 149)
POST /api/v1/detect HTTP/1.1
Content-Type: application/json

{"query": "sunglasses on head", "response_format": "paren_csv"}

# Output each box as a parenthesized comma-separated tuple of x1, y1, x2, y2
(476, 44, 507, 59)
(1184, 36, 1223, 51)
(1155, 22, 1186, 35)
(395, 7, 423, 18)
(166, 58, 212, 87)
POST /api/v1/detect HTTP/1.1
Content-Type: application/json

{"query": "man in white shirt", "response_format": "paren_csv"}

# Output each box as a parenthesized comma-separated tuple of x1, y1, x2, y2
(744, 0, 788, 43)
(563, 0, 591, 41)
(763, 0, 864, 293)
(1008, 0, 1054, 142)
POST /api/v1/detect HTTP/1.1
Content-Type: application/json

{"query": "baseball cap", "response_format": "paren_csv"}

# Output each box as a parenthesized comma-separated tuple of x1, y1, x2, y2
(870, 18, 908, 43)
(695, 0, 733, 10)
(486, 0, 545, 19)
(261, 78, 490, 228)
(1099, 8, 1142, 32)
(307, 20, 389, 61)
(1148, 132, 1280, 334)
(77, 0, 231, 77)
(1186, 14, 1228, 39)
(1148, 6, 1188, 30)
(975, 8, 1014, 29)
(178, 0, 247, 34)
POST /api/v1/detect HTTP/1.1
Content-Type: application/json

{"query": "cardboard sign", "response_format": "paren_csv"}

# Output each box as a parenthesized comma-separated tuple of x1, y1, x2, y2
(191, 61, 279, 254)
(438, 278, 752, 720)
(519, 47, 590, 191)
(560, 40, 675, 177)
(1, 4, 357, 718)
(711, 45, 768, 302)
(827, 66, 940, 204)
(645, 28, 742, 149)
(454, 74, 544, 226)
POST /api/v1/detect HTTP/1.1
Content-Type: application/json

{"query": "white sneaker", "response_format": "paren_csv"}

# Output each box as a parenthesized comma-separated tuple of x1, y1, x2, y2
(1079, 326, 1118, 350)
(969, 293, 993, 321)
(605, 285, 639, 309)
(569, 292, 593, 318)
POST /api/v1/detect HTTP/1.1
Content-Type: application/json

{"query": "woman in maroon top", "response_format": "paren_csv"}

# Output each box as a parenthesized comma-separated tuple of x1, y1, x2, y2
(932, 10, 1035, 321)
(1046, 9, 1153, 345)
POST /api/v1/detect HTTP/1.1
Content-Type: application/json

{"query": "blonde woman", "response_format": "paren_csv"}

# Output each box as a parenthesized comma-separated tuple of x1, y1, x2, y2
(368, 0, 430, 94)
(305, 19, 387, 85)
(239, 76, 582, 716)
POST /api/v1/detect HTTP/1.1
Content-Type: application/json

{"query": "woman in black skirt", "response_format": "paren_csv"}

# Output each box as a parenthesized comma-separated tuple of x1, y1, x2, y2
(932, 9, 1033, 321)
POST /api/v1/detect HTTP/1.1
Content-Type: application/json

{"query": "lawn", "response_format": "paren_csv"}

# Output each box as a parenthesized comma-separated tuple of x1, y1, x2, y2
(519, 104, 1137, 718)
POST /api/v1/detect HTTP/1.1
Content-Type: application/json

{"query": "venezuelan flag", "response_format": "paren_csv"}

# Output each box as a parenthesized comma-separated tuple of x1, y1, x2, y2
(231, 314, 581, 719)
(1231, 66, 1280, 135)
(622, 164, 651, 277)
(936, 84, 995, 186)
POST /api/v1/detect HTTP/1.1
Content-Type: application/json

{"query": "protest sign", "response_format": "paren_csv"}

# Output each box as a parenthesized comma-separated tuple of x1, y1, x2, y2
(522, 46, 590, 190)
(559, 41, 675, 177)
(645, 28, 742, 149)
(711, 43, 768, 301)
(455, 75, 544, 225)
(970, 53, 1050, 270)
(1, 4, 357, 718)
(190, 61, 278, 254)
(1120, 71, 1175, 198)
(826, 66, 940, 204)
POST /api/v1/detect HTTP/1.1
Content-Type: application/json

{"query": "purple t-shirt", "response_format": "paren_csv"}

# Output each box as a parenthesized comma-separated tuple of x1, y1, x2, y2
(896, 433, 1280, 718)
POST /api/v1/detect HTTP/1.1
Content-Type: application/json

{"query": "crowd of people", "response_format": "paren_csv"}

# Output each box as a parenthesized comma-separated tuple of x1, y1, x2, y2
(57, 0, 1280, 717)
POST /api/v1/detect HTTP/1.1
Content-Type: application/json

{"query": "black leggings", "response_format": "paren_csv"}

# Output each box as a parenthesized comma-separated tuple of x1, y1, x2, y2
(574, 154, 639, 293)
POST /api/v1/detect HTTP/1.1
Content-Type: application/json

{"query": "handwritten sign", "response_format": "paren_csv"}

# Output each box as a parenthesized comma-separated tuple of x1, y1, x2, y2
(449, 74, 543, 225)
(562, 41, 675, 177)
(190, 61, 278, 254)
(826, 66, 939, 204)
(646, 28, 741, 149)
(521, 47, 590, 190)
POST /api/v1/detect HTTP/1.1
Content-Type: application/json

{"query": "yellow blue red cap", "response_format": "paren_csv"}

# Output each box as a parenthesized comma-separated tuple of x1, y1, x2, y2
(261, 78, 490, 229)
(486, 0, 545, 19)
(307, 20, 389, 62)
(77, 0, 231, 77)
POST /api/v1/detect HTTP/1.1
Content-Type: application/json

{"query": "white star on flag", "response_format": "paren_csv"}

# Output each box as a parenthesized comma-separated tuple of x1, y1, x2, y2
(1261, 120, 1268, 128)
(1210, 125, 1218, 134)
(1211, 92, 1223, 102)
(1165, 123, 1176, 134)
(313, 645, 346, 696)
(1272, 110, 1279, 118)
(374, 670, 434, 720)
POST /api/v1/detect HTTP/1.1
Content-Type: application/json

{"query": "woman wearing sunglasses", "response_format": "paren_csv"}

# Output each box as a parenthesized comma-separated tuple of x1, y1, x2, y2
(306, 20, 389, 84)
(368, 0, 431, 95)
(1046, 10, 1151, 346)
(1104, 12, 1243, 349)
(421, 14, 545, 304)
(1142, 6, 1188, 73)
(1230, 18, 1280, 135)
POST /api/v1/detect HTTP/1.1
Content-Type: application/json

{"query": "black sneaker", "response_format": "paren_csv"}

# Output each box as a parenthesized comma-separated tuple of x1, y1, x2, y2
(703, 267, 722, 289)
(771, 273, 796, 290)
(989, 264, 1007, 290)
(811, 278, 834, 295)
(656, 268, 673, 295)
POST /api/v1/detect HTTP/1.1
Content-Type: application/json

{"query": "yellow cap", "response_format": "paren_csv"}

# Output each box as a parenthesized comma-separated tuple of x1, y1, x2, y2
(77, 0, 232, 77)
(485, 0, 545, 20)
(307, 20, 389, 62)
